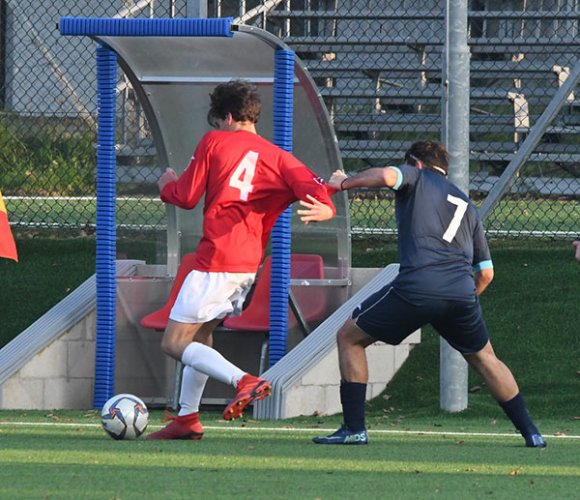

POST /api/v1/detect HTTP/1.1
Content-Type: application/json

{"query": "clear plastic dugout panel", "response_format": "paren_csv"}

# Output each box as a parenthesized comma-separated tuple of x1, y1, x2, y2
(105, 26, 351, 405)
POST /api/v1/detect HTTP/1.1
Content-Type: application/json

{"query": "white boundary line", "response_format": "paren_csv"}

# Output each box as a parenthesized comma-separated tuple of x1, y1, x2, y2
(1, 421, 578, 440)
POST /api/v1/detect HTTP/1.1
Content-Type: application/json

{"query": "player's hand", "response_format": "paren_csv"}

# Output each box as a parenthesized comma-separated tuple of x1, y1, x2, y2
(158, 168, 178, 192)
(297, 194, 334, 224)
(328, 169, 347, 191)
(573, 240, 580, 262)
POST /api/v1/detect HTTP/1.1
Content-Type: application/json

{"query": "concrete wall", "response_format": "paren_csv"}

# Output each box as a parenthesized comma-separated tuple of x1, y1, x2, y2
(0, 311, 96, 409)
(0, 306, 419, 413)
(280, 267, 421, 417)
(0, 263, 421, 415)
(282, 332, 420, 418)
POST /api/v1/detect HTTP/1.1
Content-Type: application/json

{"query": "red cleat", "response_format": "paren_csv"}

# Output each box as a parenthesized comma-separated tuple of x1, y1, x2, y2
(145, 411, 203, 440)
(223, 374, 272, 420)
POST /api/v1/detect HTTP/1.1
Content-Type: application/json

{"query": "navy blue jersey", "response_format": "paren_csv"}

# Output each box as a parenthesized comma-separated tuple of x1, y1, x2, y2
(391, 164, 492, 302)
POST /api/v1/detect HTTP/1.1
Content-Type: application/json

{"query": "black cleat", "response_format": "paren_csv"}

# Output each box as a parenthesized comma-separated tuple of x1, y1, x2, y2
(312, 424, 368, 445)
(525, 433, 547, 448)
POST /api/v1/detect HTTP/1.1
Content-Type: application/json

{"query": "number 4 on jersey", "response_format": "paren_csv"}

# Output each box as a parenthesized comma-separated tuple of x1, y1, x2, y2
(229, 151, 258, 201)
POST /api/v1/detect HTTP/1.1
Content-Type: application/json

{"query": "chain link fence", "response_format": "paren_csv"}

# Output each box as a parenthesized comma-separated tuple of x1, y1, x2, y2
(1, 0, 578, 247)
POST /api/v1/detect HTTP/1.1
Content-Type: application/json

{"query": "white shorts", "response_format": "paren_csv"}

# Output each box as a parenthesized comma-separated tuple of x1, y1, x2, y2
(169, 270, 255, 324)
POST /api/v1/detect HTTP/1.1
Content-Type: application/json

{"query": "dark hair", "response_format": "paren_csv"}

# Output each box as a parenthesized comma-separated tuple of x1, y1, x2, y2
(404, 141, 449, 176)
(207, 79, 261, 127)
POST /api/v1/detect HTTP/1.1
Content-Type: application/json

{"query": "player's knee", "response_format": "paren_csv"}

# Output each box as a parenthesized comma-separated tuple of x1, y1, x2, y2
(463, 352, 482, 373)
(337, 318, 369, 349)
(160, 335, 173, 356)
(336, 322, 350, 346)
(160, 334, 182, 359)
(464, 346, 501, 374)
(336, 326, 347, 348)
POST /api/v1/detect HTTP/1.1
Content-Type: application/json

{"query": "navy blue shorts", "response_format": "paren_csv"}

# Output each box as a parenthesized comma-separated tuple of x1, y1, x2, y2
(352, 285, 489, 354)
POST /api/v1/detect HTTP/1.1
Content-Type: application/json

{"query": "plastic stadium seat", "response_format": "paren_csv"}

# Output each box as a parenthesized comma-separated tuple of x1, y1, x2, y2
(140, 252, 327, 399)
(223, 254, 326, 332)
(139, 252, 198, 331)
(140, 253, 326, 333)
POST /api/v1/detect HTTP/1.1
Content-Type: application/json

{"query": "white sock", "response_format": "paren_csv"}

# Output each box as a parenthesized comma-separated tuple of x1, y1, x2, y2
(178, 365, 209, 416)
(181, 342, 245, 387)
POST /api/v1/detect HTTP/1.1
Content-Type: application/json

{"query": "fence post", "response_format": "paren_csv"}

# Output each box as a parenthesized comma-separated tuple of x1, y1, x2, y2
(440, 0, 470, 412)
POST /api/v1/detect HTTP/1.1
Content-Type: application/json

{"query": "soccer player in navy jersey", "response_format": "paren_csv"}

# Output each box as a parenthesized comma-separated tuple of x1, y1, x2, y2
(313, 141, 546, 448)
(146, 80, 336, 440)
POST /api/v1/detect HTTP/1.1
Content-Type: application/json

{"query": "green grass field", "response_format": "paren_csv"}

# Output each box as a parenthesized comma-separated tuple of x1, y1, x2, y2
(0, 412, 579, 500)
(1, 237, 579, 498)
(5, 196, 579, 234)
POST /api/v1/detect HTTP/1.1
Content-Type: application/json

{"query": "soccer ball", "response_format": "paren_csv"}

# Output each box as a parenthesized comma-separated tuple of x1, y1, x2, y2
(101, 393, 149, 440)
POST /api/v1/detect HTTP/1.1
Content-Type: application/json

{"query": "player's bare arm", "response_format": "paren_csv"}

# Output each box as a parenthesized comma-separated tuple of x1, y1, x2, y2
(573, 240, 580, 261)
(296, 194, 334, 224)
(158, 167, 179, 192)
(328, 167, 399, 191)
(474, 267, 494, 295)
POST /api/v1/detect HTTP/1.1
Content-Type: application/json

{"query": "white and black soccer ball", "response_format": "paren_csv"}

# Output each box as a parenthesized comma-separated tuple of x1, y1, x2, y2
(101, 393, 149, 440)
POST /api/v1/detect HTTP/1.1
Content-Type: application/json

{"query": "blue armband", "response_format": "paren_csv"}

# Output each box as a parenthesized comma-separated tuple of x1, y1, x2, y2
(391, 167, 403, 190)
(473, 260, 493, 273)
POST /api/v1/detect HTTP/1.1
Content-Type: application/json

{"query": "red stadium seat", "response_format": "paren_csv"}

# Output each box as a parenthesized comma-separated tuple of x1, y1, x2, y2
(139, 252, 198, 331)
(223, 254, 326, 333)
(141, 253, 327, 398)
(140, 253, 326, 333)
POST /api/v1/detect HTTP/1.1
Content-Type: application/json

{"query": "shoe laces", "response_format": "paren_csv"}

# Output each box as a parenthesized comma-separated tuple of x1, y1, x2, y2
(161, 410, 200, 424)
(161, 410, 177, 423)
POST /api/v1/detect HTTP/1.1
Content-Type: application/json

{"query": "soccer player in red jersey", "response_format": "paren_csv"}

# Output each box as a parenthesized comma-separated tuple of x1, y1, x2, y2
(146, 80, 336, 440)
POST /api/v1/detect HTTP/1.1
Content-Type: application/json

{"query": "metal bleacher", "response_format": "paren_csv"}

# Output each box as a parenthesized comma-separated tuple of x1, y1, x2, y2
(258, 4, 580, 174)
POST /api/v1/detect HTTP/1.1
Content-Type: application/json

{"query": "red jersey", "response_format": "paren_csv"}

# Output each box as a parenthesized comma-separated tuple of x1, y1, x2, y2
(161, 130, 336, 272)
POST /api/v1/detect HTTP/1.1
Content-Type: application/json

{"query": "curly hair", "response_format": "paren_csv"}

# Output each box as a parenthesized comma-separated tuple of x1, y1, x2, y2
(207, 79, 261, 127)
(404, 141, 449, 176)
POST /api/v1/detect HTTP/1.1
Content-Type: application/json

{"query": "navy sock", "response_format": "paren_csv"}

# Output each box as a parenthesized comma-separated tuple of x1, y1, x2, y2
(499, 393, 539, 437)
(340, 380, 367, 432)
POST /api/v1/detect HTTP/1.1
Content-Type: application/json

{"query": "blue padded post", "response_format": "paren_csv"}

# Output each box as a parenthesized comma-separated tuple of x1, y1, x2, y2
(93, 43, 118, 409)
(58, 17, 236, 409)
(59, 17, 233, 37)
(269, 49, 295, 368)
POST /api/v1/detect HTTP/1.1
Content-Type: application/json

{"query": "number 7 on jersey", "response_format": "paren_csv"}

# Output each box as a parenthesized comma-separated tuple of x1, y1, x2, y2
(443, 194, 468, 243)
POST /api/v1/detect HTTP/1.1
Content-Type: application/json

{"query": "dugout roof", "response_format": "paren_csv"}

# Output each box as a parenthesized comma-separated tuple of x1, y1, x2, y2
(97, 25, 350, 277)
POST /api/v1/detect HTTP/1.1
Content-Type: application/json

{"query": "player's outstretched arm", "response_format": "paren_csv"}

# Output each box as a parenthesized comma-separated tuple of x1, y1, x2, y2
(296, 194, 334, 225)
(329, 167, 399, 191)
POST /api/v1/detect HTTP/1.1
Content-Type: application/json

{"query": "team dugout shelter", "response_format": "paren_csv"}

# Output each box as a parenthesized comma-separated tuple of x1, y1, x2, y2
(59, 17, 351, 409)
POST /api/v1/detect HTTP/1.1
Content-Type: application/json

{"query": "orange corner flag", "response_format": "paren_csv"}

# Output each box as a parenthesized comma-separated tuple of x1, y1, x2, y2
(0, 189, 18, 262)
